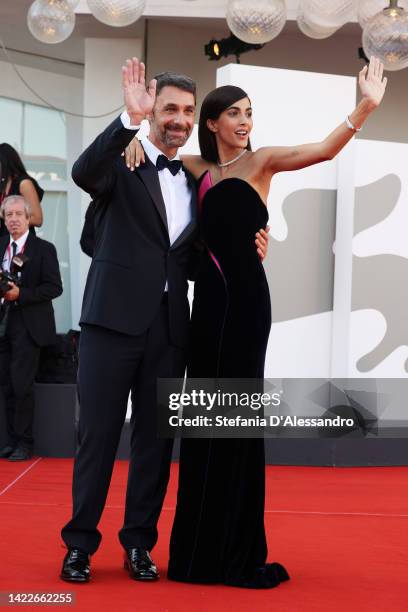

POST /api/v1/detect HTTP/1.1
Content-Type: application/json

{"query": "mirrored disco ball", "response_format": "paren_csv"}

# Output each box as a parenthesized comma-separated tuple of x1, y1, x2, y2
(27, 0, 75, 44)
(87, 0, 146, 27)
(358, 0, 408, 28)
(301, 0, 355, 29)
(363, 6, 408, 70)
(297, 7, 338, 38)
(226, 0, 287, 45)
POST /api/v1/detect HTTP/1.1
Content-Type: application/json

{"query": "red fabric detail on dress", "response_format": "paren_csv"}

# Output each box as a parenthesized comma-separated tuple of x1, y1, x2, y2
(198, 172, 224, 277)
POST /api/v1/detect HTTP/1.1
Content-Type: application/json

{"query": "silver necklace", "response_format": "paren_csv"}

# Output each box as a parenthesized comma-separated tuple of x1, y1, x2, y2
(217, 149, 247, 168)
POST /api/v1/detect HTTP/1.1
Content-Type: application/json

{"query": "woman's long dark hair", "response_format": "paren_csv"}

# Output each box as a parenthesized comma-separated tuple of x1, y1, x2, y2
(0, 143, 28, 197)
(198, 85, 252, 163)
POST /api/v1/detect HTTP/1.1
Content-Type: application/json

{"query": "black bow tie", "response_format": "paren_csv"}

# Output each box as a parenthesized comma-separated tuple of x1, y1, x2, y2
(156, 154, 183, 176)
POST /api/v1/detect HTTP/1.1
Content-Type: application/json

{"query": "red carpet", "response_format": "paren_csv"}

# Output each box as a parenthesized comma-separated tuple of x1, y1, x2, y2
(0, 459, 407, 611)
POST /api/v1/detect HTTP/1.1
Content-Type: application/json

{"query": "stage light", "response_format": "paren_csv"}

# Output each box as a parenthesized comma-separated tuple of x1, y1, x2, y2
(358, 46, 369, 62)
(204, 33, 264, 63)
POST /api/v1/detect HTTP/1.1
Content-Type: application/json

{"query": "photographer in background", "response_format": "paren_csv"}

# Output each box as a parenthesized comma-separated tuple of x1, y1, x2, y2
(0, 196, 62, 461)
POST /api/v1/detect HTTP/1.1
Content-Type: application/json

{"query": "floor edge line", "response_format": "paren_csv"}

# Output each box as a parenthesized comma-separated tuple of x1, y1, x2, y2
(0, 457, 43, 497)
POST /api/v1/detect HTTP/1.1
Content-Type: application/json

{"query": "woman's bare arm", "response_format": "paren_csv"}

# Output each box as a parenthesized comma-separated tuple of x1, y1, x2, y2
(258, 56, 387, 175)
(124, 137, 208, 179)
(19, 179, 43, 226)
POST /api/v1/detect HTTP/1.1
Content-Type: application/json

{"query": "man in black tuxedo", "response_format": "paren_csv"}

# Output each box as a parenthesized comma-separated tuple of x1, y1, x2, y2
(0, 195, 62, 461)
(61, 58, 268, 583)
(61, 59, 198, 583)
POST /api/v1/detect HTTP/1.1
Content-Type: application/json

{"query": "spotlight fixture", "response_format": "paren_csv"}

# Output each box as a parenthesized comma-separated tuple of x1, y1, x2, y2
(204, 33, 264, 64)
(358, 46, 369, 62)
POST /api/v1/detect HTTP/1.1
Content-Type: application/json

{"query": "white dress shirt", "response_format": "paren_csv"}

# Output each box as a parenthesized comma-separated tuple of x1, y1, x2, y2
(120, 110, 142, 131)
(120, 111, 192, 291)
(140, 137, 192, 245)
(2, 230, 29, 272)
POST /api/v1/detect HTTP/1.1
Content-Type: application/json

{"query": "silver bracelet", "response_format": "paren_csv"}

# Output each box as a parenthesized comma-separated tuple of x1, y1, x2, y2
(345, 115, 362, 132)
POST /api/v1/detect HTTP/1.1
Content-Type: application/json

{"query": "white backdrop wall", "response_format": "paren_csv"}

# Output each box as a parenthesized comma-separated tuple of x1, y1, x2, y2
(349, 139, 408, 378)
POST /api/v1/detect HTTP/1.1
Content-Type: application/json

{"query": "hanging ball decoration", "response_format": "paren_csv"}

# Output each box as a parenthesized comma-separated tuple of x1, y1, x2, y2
(363, 5, 408, 71)
(27, 0, 75, 44)
(87, 0, 146, 27)
(300, 0, 355, 30)
(358, 0, 408, 28)
(297, 9, 338, 38)
(226, 0, 287, 45)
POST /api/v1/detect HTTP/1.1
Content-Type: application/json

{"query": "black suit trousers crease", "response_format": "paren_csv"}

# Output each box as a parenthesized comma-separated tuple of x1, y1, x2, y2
(61, 299, 185, 555)
(0, 309, 40, 447)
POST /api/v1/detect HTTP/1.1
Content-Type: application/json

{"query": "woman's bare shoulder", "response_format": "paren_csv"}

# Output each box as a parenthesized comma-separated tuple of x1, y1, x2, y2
(180, 154, 210, 179)
(19, 178, 39, 196)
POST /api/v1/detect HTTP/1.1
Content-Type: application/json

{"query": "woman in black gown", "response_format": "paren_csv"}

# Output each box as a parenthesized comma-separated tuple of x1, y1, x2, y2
(167, 57, 387, 588)
(167, 86, 287, 589)
(168, 176, 279, 587)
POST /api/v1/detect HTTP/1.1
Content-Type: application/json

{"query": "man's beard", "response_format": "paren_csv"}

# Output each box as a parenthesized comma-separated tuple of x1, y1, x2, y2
(161, 125, 190, 148)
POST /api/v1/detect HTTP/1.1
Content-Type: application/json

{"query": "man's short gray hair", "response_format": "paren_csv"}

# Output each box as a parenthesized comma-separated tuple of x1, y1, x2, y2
(154, 71, 196, 103)
(0, 195, 31, 220)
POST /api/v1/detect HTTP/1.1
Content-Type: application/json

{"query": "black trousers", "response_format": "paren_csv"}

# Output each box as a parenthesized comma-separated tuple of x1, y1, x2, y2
(61, 299, 185, 554)
(0, 308, 40, 448)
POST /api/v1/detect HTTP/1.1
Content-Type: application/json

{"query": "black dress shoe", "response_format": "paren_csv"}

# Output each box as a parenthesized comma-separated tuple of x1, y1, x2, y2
(8, 445, 33, 462)
(124, 548, 159, 581)
(60, 548, 91, 583)
(0, 445, 15, 459)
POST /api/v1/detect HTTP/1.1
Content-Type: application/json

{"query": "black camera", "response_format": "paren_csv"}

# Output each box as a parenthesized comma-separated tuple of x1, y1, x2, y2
(1, 251, 29, 293)
(0, 269, 19, 298)
(0, 252, 29, 297)
(0, 253, 29, 336)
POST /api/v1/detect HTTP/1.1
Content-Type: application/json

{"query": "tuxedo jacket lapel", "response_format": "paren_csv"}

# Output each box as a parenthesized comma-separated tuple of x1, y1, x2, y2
(136, 155, 169, 235)
(20, 233, 36, 283)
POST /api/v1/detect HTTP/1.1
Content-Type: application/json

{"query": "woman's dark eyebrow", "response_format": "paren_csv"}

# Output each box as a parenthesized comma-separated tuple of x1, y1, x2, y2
(227, 105, 252, 111)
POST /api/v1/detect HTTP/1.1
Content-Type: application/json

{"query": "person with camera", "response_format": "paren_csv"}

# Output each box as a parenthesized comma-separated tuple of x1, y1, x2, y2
(0, 195, 62, 461)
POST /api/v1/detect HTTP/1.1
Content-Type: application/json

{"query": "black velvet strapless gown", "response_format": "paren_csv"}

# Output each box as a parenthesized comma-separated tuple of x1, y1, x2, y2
(168, 176, 289, 588)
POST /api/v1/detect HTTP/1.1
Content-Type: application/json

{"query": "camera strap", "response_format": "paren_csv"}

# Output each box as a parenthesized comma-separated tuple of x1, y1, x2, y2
(6, 239, 26, 272)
